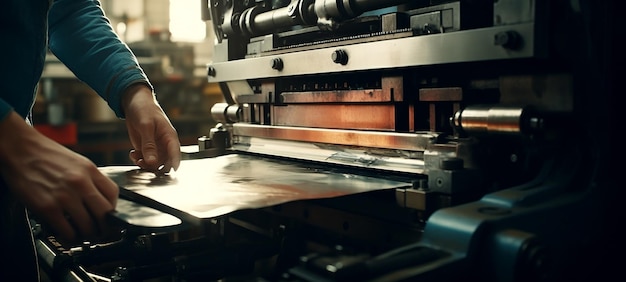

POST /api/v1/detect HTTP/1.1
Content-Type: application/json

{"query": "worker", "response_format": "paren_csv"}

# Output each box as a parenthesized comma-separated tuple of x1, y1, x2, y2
(0, 1, 181, 281)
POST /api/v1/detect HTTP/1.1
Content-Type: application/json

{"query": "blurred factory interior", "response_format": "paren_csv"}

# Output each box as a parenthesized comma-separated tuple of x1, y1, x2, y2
(34, 0, 222, 166)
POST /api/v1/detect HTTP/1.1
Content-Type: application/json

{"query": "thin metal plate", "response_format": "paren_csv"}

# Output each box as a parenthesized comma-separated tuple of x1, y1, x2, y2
(100, 154, 410, 223)
(107, 198, 184, 232)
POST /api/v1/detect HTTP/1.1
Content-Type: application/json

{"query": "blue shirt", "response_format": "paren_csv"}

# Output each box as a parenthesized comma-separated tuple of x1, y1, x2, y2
(0, 0, 152, 121)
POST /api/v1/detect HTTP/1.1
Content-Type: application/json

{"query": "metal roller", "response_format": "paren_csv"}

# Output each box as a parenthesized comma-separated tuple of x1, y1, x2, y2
(211, 102, 242, 124)
(452, 105, 539, 135)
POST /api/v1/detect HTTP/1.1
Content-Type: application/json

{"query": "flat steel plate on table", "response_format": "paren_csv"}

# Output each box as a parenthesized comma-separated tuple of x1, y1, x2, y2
(100, 154, 410, 224)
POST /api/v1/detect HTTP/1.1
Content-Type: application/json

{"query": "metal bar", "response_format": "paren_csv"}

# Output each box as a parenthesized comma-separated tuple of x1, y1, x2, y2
(207, 23, 537, 82)
(419, 87, 463, 102)
(232, 123, 438, 151)
(281, 89, 390, 103)
(272, 104, 397, 130)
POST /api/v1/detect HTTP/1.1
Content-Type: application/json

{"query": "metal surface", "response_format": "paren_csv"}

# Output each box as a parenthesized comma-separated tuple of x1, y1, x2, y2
(108, 198, 183, 231)
(100, 154, 410, 221)
(453, 105, 526, 135)
(232, 137, 427, 174)
(314, 0, 408, 30)
(272, 104, 398, 130)
(281, 89, 391, 103)
(232, 123, 438, 151)
(207, 23, 537, 82)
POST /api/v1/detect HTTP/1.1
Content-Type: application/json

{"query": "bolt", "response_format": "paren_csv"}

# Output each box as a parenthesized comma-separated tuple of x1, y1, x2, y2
(436, 177, 444, 188)
(331, 49, 348, 65)
(271, 58, 283, 70)
(207, 66, 216, 77)
(494, 30, 522, 49)
(422, 23, 439, 34)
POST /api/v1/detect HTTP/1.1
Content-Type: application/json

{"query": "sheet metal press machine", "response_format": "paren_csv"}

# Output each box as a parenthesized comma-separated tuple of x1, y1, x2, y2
(34, 1, 618, 281)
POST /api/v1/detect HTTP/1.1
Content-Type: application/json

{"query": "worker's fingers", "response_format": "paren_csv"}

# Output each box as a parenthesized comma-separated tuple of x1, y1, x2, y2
(142, 141, 159, 168)
(63, 171, 113, 238)
(129, 149, 141, 165)
(129, 149, 151, 170)
(44, 210, 76, 242)
(156, 141, 178, 174)
(125, 103, 180, 173)
(91, 169, 119, 207)
(63, 198, 95, 238)
(83, 192, 116, 235)
(38, 193, 94, 242)
(137, 125, 159, 170)
(158, 160, 172, 174)
(167, 137, 181, 172)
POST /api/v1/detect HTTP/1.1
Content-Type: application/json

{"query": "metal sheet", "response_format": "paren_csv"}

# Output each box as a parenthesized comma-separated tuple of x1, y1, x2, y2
(100, 154, 410, 222)
(107, 198, 184, 232)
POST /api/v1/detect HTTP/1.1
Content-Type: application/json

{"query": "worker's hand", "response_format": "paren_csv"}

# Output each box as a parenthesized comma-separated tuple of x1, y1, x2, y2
(122, 83, 181, 173)
(0, 111, 119, 242)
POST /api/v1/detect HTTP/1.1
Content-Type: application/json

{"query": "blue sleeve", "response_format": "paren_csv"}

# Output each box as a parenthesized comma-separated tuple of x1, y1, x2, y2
(48, 0, 153, 118)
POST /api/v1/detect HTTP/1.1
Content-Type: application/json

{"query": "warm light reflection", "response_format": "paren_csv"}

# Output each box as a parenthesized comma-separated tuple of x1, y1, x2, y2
(116, 22, 127, 37)
(169, 0, 206, 42)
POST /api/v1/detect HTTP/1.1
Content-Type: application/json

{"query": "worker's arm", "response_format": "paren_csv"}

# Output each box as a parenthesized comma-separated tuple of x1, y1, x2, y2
(48, 0, 149, 118)
(0, 110, 118, 241)
(48, 0, 181, 172)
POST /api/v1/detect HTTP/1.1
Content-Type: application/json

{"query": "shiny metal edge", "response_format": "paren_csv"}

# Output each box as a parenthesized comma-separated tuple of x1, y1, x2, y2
(233, 123, 438, 151)
(109, 198, 183, 229)
(232, 137, 426, 174)
(208, 23, 536, 82)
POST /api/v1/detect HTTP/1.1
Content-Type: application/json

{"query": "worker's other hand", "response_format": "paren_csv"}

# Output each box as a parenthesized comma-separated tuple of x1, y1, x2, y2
(0, 111, 119, 242)
(122, 84, 181, 173)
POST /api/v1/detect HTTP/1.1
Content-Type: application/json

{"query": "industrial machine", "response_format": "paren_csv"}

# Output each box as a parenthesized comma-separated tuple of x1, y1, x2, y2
(34, 0, 618, 281)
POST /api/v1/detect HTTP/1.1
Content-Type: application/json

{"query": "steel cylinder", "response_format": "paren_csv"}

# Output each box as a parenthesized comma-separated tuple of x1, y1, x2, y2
(453, 106, 526, 135)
